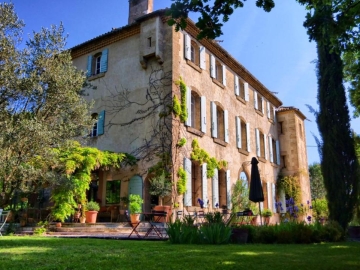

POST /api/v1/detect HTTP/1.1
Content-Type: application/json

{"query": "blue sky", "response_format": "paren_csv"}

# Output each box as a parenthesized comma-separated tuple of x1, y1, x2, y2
(6, 0, 359, 165)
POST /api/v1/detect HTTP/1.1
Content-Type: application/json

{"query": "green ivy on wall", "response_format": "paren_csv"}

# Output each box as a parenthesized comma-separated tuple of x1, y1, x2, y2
(190, 139, 227, 178)
(177, 167, 187, 195)
(173, 77, 188, 122)
(276, 173, 302, 207)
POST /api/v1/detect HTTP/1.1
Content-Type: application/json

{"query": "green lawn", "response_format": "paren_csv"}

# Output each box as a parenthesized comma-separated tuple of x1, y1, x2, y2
(0, 236, 359, 269)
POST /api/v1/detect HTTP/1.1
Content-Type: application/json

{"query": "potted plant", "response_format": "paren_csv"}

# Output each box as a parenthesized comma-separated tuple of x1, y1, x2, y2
(129, 194, 143, 223)
(85, 201, 100, 223)
(262, 208, 273, 225)
(149, 172, 172, 206)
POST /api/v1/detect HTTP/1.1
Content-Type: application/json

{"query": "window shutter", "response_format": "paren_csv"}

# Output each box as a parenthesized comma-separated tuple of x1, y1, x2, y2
(269, 136, 274, 163)
(236, 117, 241, 148)
(273, 107, 277, 123)
(212, 168, 219, 208)
(255, 128, 260, 157)
(261, 97, 265, 114)
(199, 46, 206, 69)
(244, 82, 249, 101)
(184, 158, 192, 206)
(276, 140, 281, 165)
(222, 65, 227, 86)
(201, 96, 207, 133)
(210, 55, 215, 78)
(97, 110, 105, 136)
(267, 182, 271, 211)
(264, 134, 268, 160)
(202, 163, 208, 208)
(185, 87, 191, 126)
(254, 91, 258, 110)
(184, 34, 191, 60)
(246, 122, 251, 152)
(211, 101, 217, 138)
(267, 101, 271, 119)
(224, 110, 229, 143)
(234, 75, 239, 96)
(100, 48, 108, 73)
(226, 170, 231, 209)
(272, 183, 276, 213)
(86, 55, 92, 77)
(260, 202, 264, 211)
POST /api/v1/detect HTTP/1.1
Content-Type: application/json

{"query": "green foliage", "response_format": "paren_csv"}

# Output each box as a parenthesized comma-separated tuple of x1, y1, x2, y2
(177, 167, 187, 195)
(199, 223, 232, 244)
(149, 172, 172, 198)
(172, 95, 181, 116)
(262, 208, 273, 217)
(86, 201, 100, 211)
(177, 137, 186, 147)
(312, 198, 329, 221)
(177, 77, 188, 122)
(309, 162, 327, 200)
(129, 194, 143, 214)
(167, 0, 275, 40)
(191, 139, 227, 178)
(204, 211, 224, 224)
(33, 221, 48, 235)
(0, 3, 93, 208)
(276, 174, 302, 207)
(231, 179, 250, 213)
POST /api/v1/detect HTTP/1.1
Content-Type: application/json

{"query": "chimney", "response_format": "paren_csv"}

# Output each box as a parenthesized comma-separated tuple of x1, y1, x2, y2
(128, 0, 153, 24)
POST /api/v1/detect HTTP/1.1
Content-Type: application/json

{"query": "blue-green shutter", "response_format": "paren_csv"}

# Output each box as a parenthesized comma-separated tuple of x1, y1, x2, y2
(128, 175, 143, 212)
(87, 55, 92, 77)
(97, 110, 105, 136)
(100, 48, 108, 73)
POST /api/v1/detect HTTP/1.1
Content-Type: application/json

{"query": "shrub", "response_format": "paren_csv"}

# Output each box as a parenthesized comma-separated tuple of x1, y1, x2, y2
(86, 201, 100, 211)
(200, 223, 232, 244)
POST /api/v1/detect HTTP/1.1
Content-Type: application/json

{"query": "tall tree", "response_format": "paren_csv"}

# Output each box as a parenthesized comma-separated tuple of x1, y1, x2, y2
(167, 0, 360, 228)
(0, 3, 92, 208)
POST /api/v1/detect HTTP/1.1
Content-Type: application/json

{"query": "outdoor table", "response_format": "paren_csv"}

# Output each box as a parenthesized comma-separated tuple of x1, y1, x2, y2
(236, 211, 257, 225)
(143, 211, 167, 238)
(127, 220, 142, 238)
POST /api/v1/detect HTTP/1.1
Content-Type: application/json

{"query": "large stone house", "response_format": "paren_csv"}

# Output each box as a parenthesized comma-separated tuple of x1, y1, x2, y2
(70, 0, 311, 223)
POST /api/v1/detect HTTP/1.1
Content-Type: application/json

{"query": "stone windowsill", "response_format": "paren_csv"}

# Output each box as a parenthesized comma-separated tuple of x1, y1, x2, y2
(213, 138, 228, 147)
(258, 157, 266, 163)
(255, 109, 264, 117)
(271, 162, 279, 168)
(88, 72, 105, 81)
(268, 118, 275, 125)
(238, 148, 249, 156)
(186, 60, 202, 73)
(212, 78, 225, 89)
(236, 96, 246, 105)
(186, 126, 205, 137)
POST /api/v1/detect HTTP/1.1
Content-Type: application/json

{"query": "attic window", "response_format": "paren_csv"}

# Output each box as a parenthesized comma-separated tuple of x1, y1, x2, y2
(148, 37, 152, 47)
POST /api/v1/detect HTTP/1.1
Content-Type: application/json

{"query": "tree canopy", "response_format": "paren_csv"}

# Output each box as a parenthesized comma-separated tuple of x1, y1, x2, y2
(0, 3, 92, 208)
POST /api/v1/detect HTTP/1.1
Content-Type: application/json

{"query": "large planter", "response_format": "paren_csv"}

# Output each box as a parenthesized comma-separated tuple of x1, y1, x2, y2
(130, 213, 141, 223)
(348, 226, 360, 239)
(85, 211, 98, 223)
(153, 205, 171, 222)
(231, 228, 249, 244)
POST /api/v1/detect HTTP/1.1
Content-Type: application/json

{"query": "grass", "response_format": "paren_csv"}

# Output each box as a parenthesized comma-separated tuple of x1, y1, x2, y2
(0, 236, 359, 269)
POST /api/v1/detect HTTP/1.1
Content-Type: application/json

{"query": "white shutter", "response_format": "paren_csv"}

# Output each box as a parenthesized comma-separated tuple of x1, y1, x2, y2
(222, 65, 227, 86)
(269, 136, 274, 163)
(244, 83, 249, 101)
(246, 122, 251, 152)
(234, 75, 239, 96)
(267, 182, 271, 211)
(261, 97, 265, 114)
(264, 134, 268, 160)
(199, 46, 206, 69)
(255, 128, 260, 157)
(267, 101, 271, 119)
(236, 117, 241, 148)
(184, 33, 191, 60)
(212, 168, 219, 208)
(201, 96, 207, 133)
(276, 140, 281, 165)
(202, 163, 208, 208)
(273, 107, 277, 123)
(211, 101, 217, 138)
(210, 55, 215, 78)
(185, 86, 191, 126)
(226, 170, 231, 209)
(184, 158, 192, 206)
(224, 110, 229, 143)
(279, 189, 286, 213)
(254, 91, 258, 110)
(260, 202, 264, 211)
(272, 183, 276, 213)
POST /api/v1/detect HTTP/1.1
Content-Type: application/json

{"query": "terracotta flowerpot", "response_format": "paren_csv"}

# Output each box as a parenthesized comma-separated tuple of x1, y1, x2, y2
(80, 216, 86, 223)
(85, 211, 98, 223)
(55, 222, 62, 228)
(153, 205, 171, 222)
(130, 213, 140, 223)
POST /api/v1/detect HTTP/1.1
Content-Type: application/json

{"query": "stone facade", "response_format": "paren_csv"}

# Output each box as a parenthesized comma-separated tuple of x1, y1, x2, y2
(70, 3, 310, 223)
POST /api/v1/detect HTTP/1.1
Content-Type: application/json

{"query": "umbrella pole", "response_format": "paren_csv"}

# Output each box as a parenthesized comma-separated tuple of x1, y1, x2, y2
(259, 202, 263, 226)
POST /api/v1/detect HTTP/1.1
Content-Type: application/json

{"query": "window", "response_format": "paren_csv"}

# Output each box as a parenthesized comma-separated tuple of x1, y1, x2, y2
(191, 161, 202, 206)
(255, 128, 266, 159)
(218, 170, 228, 209)
(272, 139, 277, 163)
(235, 117, 250, 152)
(186, 89, 206, 133)
(184, 158, 208, 207)
(106, 180, 121, 204)
(90, 110, 105, 137)
(282, 155, 286, 168)
(184, 34, 205, 69)
(215, 59, 223, 82)
(147, 37, 152, 47)
(279, 121, 284, 134)
(299, 123, 303, 138)
(190, 40, 200, 66)
(191, 92, 201, 130)
(267, 102, 275, 121)
(211, 102, 229, 143)
(210, 55, 226, 85)
(86, 48, 108, 77)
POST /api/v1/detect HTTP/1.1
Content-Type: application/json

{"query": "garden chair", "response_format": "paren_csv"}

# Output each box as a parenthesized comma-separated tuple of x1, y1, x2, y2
(0, 211, 10, 236)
